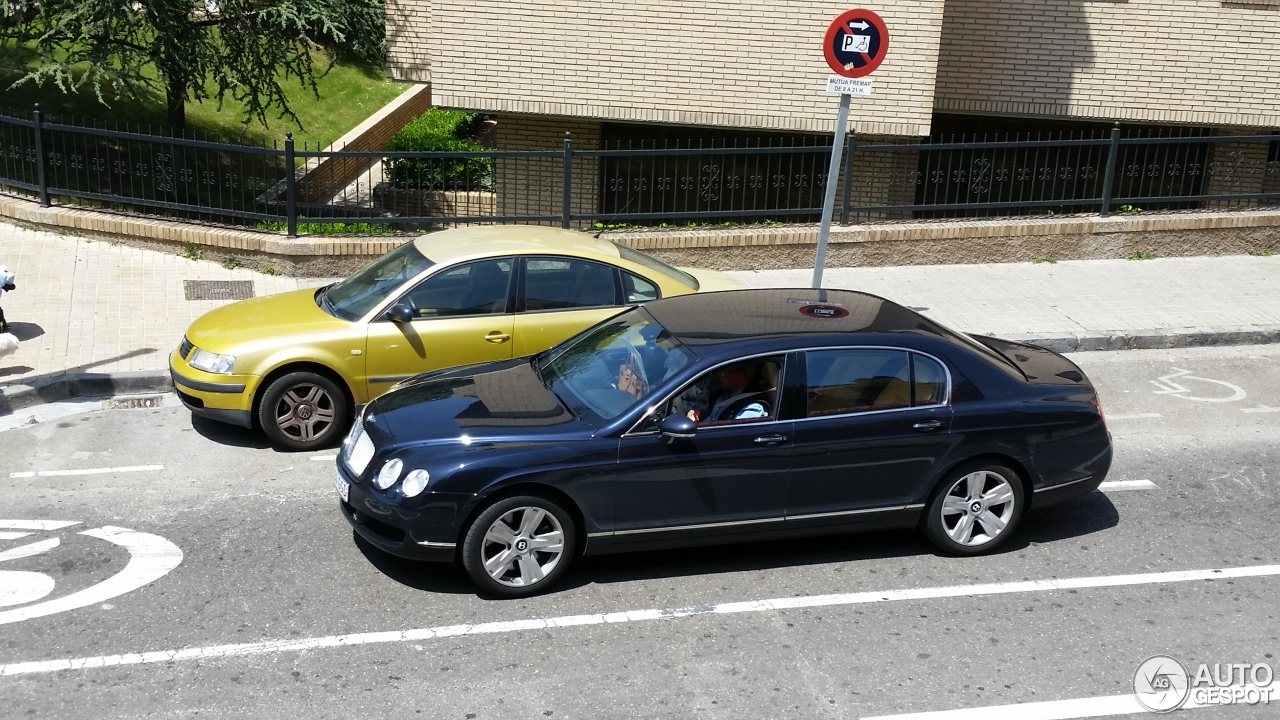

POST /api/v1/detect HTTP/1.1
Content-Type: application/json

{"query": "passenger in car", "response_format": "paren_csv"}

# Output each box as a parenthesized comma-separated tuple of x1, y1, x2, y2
(686, 362, 772, 423)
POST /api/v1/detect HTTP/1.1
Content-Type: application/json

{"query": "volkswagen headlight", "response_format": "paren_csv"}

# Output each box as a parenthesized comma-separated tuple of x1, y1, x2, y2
(401, 469, 430, 497)
(189, 348, 236, 374)
(375, 458, 403, 490)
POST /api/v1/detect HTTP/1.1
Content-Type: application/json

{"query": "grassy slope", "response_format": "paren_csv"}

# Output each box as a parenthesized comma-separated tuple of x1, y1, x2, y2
(0, 41, 408, 149)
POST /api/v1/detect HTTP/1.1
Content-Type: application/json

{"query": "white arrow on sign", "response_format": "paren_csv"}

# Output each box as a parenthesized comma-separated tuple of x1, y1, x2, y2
(848, 20, 870, 31)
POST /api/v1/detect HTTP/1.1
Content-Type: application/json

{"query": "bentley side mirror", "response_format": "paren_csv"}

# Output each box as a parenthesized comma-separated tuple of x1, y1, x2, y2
(658, 414, 698, 443)
(387, 303, 415, 323)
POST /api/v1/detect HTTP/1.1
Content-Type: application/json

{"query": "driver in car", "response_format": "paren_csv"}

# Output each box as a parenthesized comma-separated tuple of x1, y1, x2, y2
(685, 362, 771, 423)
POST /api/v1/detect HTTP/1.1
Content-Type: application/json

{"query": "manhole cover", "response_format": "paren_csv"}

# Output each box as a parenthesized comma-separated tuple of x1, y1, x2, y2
(183, 280, 255, 301)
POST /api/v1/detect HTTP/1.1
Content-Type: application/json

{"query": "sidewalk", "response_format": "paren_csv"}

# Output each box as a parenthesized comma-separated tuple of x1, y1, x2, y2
(2, 219, 1278, 413)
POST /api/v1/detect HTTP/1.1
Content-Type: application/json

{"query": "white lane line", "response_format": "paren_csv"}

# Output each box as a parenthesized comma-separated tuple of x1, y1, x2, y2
(861, 681, 1280, 719)
(1097, 480, 1159, 492)
(310, 455, 337, 462)
(8, 465, 164, 479)
(4, 563, 1280, 678)
(1242, 406, 1280, 414)
(1105, 413, 1162, 420)
(0, 532, 34, 540)
(0, 521, 81, 531)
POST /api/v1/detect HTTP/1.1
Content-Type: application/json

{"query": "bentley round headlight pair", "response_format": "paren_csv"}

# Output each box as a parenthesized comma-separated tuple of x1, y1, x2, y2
(373, 458, 430, 497)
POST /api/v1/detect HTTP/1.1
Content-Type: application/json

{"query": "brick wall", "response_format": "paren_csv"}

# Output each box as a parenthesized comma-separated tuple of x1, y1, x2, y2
(408, 1, 946, 137)
(495, 115, 603, 226)
(936, 0, 1280, 128)
(386, 0, 432, 83)
(295, 84, 432, 204)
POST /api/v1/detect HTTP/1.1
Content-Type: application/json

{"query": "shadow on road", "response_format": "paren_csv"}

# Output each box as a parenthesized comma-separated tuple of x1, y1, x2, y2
(352, 531, 473, 595)
(351, 491, 1120, 598)
(189, 415, 273, 450)
(568, 492, 1120, 591)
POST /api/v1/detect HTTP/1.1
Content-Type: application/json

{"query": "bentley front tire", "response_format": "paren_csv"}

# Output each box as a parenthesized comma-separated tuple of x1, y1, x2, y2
(462, 495, 577, 598)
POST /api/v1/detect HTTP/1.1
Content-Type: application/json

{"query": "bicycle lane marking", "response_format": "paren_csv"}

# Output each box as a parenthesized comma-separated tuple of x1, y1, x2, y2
(0, 523, 183, 625)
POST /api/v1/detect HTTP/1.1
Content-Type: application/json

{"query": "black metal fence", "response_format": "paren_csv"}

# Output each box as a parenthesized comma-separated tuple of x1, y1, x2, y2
(0, 105, 1277, 235)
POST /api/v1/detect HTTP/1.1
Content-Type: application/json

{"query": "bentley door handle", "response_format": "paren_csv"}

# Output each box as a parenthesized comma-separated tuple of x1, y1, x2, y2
(484, 331, 512, 344)
(912, 420, 944, 431)
(754, 434, 787, 445)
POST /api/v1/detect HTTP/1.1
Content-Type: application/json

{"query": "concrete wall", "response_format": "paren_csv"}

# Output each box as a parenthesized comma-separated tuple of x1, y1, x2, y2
(395, 0, 946, 136)
(935, 0, 1280, 128)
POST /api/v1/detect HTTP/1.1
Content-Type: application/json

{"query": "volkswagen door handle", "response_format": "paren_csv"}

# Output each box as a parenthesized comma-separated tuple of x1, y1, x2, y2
(484, 332, 511, 344)
(912, 420, 944, 432)
(754, 434, 787, 445)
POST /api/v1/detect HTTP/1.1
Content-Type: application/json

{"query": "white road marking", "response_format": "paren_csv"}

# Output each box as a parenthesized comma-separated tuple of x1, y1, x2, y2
(4, 562, 1280, 678)
(8, 465, 164, 479)
(1242, 406, 1280, 414)
(0, 532, 34, 540)
(1105, 413, 1162, 420)
(1097, 480, 1159, 492)
(861, 681, 1280, 719)
(0, 521, 81, 531)
(0, 537, 59, 563)
(0, 526, 183, 626)
(310, 455, 337, 462)
(1150, 368, 1246, 403)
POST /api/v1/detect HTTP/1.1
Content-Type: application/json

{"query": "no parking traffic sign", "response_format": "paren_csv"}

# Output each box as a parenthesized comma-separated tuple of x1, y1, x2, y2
(823, 9, 889, 79)
(812, 8, 890, 290)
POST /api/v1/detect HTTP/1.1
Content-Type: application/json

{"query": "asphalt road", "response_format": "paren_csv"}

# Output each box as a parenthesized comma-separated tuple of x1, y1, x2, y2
(1, 345, 1278, 719)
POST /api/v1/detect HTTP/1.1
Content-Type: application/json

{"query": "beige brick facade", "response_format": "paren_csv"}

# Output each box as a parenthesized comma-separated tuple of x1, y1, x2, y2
(392, 1, 946, 137)
(495, 115, 602, 227)
(388, 0, 1280, 135)
(385, 0, 433, 83)
(935, 0, 1280, 128)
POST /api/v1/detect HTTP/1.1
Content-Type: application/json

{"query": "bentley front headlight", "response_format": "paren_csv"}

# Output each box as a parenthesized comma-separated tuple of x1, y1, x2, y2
(189, 348, 237, 374)
(401, 469, 430, 497)
(375, 458, 403, 490)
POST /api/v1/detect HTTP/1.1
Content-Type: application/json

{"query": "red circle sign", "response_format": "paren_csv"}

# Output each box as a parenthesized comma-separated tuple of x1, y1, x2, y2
(823, 9, 890, 78)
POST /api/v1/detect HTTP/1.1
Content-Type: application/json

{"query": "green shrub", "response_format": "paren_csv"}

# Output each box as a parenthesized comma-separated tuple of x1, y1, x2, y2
(384, 109, 494, 192)
(256, 220, 400, 234)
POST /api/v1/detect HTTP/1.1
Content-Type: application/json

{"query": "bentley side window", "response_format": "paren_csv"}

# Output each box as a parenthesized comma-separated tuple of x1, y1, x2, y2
(670, 357, 783, 426)
(805, 349, 911, 416)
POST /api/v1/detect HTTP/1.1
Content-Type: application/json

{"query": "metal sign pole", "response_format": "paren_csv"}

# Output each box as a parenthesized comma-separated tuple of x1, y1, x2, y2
(812, 92, 851, 289)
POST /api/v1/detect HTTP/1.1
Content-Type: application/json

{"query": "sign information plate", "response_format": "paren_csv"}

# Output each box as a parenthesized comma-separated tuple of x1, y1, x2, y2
(823, 9, 889, 79)
(826, 77, 873, 96)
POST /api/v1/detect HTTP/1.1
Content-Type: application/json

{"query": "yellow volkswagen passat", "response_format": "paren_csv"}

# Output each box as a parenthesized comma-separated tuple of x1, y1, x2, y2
(170, 225, 743, 451)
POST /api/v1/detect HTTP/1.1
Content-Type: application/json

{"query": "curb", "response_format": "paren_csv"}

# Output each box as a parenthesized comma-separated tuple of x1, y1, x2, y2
(1005, 326, 1280, 354)
(0, 371, 174, 417)
(1, 326, 1278, 416)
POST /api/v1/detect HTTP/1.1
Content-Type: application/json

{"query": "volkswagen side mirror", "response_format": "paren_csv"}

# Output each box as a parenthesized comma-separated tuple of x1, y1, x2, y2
(387, 303, 415, 323)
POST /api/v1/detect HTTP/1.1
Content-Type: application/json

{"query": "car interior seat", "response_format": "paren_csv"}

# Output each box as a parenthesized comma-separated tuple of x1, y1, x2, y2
(462, 262, 510, 314)
(569, 264, 615, 307)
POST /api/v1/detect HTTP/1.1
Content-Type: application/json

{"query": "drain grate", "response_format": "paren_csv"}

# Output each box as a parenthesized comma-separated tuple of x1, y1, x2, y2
(184, 280, 255, 301)
(104, 395, 165, 410)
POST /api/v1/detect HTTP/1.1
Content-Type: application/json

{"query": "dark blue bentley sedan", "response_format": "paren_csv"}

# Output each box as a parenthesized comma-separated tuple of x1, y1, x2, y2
(335, 288, 1112, 597)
